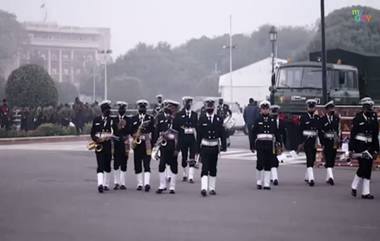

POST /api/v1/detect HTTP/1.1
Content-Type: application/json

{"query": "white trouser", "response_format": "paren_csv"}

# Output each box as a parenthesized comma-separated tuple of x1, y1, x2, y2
(256, 170, 263, 186)
(103, 172, 111, 187)
(307, 167, 314, 181)
(209, 176, 216, 191)
(189, 167, 195, 180)
(264, 171, 271, 188)
(326, 167, 334, 181)
(159, 172, 167, 189)
(144, 172, 150, 186)
(351, 174, 361, 190)
(169, 171, 176, 191)
(201, 176, 209, 191)
(114, 169, 120, 185)
(362, 178, 370, 195)
(97, 172, 104, 186)
(136, 173, 143, 187)
(120, 171, 126, 186)
(183, 167, 188, 178)
(271, 167, 278, 181)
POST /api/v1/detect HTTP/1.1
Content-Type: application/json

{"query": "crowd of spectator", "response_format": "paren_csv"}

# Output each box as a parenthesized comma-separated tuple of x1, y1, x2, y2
(0, 97, 101, 135)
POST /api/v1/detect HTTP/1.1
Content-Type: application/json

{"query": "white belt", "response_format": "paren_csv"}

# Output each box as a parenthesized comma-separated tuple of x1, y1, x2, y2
(166, 133, 175, 140)
(184, 128, 195, 134)
(355, 134, 372, 143)
(201, 139, 219, 147)
(324, 133, 335, 139)
(303, 130, 317, 137)
(257, 134, 274, 141)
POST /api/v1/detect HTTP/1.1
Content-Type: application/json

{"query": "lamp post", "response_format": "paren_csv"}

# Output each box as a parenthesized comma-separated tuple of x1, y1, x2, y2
(98, 49, 112, 100)
(320, 0, 327, 104)
(269, 26, 277, 104)
(222, 15, 235, 103)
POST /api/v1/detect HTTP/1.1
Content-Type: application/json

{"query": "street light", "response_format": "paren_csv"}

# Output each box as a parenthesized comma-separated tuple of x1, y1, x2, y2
(320, 0, 327, 104)
(269, 26, 277, 104)
(98, 49, 112, 100)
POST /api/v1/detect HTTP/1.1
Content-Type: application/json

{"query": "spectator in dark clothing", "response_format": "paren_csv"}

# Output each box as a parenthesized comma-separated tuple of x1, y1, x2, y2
(73, 97, 85, 134)
(0, 98, 10, 130)
(243, 98, 259, 144)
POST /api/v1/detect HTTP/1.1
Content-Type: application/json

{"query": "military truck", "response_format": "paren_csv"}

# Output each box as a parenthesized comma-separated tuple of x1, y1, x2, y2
(272, 58, 380, 167)
(272, 61, 361, 150)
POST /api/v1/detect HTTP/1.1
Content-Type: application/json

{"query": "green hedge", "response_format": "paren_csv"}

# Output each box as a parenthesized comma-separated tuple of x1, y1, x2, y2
(0, 123, 77, 138)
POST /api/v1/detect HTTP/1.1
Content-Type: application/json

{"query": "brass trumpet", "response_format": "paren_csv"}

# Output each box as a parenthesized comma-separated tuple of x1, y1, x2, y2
(87, 141, 103, 152)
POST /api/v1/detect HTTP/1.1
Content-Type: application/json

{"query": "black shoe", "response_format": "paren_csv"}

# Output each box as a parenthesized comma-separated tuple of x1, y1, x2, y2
(257, 185, 262, 190)
(304, 179, 309, 183)
(273, 180, 279, 186)
(103, 186, 110, 191)
(201, 189, 207, 197)
(189, 179, 194, 184)
(361, 194, 374, 199)
(182, 177, 188, 182)
(263, 186, 271, 190)
(113, 184, 120, 190)
(144, 185, 151, 192)
(327, 178, 334, 186)
(156, 189, 164, 194)
(270, 180, 273, 183)
(98, 185, 103, 193)
(136, 185, 143, 191)
(309, 180, 315, 187)
(209, 190, 216, 195)
(120, 185, 127, 190)
(169, 190, 175, 194)
(351, 189, 357, 197)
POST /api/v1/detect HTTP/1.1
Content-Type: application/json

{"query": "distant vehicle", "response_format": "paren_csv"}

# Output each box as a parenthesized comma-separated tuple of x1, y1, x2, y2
(226, 102, 245, 135)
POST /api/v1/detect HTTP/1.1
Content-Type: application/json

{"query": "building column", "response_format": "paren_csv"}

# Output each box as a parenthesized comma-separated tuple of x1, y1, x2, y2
(70, 49, 74, 83)
(47, 48, 51, 75)
(59, 49, 62, 82)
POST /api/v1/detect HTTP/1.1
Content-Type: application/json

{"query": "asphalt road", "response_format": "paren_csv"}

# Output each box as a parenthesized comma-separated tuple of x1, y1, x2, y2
(0, 134, 379, 241)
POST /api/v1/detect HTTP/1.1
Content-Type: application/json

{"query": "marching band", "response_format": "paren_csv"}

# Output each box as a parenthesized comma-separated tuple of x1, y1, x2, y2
(89, 96, 379, 199)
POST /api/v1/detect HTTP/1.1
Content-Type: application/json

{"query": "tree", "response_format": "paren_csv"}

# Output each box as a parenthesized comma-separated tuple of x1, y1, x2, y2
(0, 75, 5, 100)
(0, 10, 28, 75)
(306, 5, 380, 57)
(56, 81, 79, 104)
(109, 75, 143, 105)
(5, 64, 58, 107)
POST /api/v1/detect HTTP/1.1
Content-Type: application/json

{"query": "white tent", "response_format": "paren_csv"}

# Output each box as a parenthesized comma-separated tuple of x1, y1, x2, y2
(218, 57, 287, 107)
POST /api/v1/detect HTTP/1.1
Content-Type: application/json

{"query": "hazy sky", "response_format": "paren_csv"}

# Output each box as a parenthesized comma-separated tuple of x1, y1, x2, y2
(0, 0, 379, 57)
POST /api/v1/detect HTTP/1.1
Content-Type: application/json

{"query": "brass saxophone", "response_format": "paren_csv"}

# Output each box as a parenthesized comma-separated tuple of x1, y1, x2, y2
(131, 120, 151, 151)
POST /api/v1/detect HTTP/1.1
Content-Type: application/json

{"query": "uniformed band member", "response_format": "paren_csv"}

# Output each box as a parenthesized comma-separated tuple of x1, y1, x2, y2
(270, 105, 286, 186)
(216, 97, 233, 147)
(298, 99, 320, 186)
(90, 100, 113, 193)
(349, 97, 379, 199)
(176, 96, 198, 183)
(319, 101, 340, 186)
(197, 98, 227, 196)
(130, 100, 155, 191)
(155, 100, 180, 194)
(250, 101, 280, 190)
(112, 101, 130, 190)
(152, 94, 164, 116)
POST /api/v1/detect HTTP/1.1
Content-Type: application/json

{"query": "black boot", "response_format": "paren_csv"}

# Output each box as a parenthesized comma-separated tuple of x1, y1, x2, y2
(113, 184, 120, 190)
(120, 185, 127, 190)
(263, 186, 271, 190)
(182, 176, 188, 182)
(257, 185, 262, 190)
(103, 186, 110, 191)
(144, 185, 151, 192)
(136, 185, 143, 191)
(169, 190, 175, 194)
(351, 189, 357, 197)
(309, 180, 315, 187)
(209, 190, 216, 195)
(273, 180, 279, 186)
(98, 185, 103, 193)
(201, 189, 207, 197)
(189, 179, 194, 184)
(326, 178, 334, 186)
(361, 194, 374, 199)
(156, 189, 164, 194)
